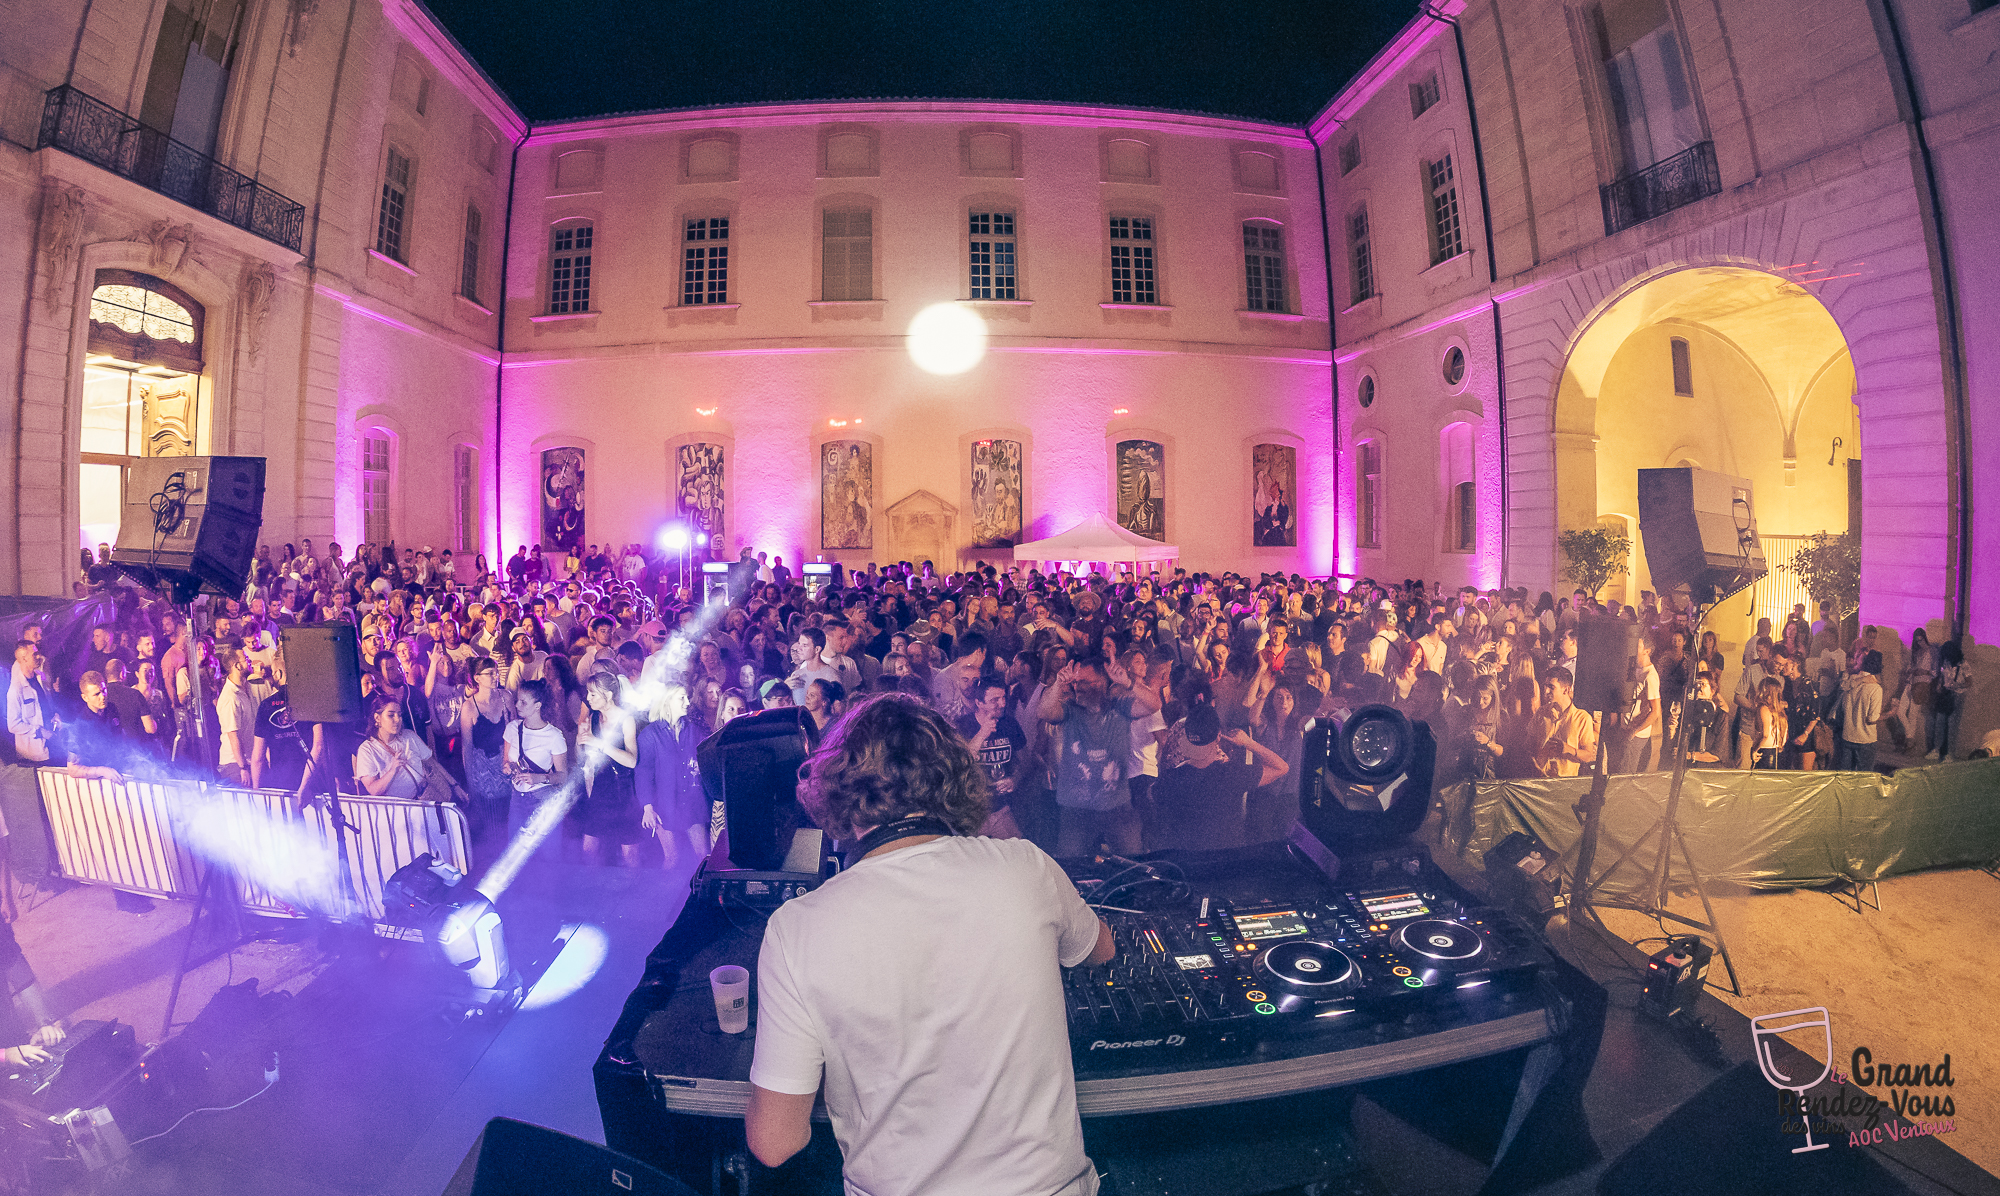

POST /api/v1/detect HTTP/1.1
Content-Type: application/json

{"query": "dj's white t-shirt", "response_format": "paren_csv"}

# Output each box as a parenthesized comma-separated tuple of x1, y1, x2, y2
(750, 836, 1103, 1196)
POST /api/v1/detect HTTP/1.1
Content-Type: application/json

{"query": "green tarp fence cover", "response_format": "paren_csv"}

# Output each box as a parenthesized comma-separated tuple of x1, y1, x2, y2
(1434, 760, 2000, 902)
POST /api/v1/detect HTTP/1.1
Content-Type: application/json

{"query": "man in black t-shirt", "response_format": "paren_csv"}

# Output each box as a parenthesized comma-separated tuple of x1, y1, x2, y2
(250, 687, 312, 792)
(955, 682, 1026, 833)
(1152, 705, 1288, 852)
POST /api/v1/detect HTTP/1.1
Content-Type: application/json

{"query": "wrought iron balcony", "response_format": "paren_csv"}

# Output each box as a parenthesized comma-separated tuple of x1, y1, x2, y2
(37, 85, 305, 252)
(1600, 140, 1721, 237)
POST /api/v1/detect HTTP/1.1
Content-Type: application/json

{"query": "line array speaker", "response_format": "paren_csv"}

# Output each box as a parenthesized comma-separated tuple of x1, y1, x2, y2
(109, 456, 266, 596)
(1635, 467, 1766, 605)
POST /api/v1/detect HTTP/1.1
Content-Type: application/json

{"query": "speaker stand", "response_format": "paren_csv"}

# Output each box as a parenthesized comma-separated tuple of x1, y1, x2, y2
(1563, 607, 1743, 999)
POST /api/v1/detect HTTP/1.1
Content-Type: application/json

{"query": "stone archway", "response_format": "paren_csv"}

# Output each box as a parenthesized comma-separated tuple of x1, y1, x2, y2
(1550, 266, 1856, 646)
(1499, 205, 1961, 645)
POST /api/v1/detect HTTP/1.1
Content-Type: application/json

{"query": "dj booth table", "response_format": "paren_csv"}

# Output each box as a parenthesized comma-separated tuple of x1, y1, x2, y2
(595, 838, 1603, 1196)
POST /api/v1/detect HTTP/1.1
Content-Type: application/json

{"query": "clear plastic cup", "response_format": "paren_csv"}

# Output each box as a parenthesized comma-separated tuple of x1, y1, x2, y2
(710, 965, 750, 1034)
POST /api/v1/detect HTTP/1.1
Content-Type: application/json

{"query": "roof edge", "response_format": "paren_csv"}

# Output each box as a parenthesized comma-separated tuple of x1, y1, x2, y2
(1306, 0, 1464, 143)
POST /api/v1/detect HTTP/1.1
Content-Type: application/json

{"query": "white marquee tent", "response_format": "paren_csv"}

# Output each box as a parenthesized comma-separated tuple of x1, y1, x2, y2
(1010, 512, 1179, 566)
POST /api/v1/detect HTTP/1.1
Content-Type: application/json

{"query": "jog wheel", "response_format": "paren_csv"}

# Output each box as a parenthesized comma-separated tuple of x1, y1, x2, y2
(1257, 940, 1361, 995)
(1396, 919, 1485, 970)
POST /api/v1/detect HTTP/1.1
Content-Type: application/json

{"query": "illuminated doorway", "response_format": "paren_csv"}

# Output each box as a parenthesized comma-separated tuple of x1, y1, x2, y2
(1554, 267, 1857, 658)
(79, 271, 207, 556)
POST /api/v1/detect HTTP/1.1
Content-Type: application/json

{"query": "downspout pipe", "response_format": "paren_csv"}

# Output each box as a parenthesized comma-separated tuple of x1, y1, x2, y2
(493, 135, 520, 569)
(1313, 136, 1342, 581)
(1425, 3, 1511, 587)
(1876, 0, 1972, 640)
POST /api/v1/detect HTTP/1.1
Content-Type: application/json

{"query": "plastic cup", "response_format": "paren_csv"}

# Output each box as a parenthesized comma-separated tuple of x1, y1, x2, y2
(710, 965, 750, 1034)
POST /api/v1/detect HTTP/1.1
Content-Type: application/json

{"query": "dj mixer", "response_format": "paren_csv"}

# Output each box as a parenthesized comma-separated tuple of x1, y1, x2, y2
(1060, 841, 1554, 1068)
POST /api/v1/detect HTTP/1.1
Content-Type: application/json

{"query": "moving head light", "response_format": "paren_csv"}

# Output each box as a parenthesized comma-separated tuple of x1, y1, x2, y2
(1299, 704, 1435, 852)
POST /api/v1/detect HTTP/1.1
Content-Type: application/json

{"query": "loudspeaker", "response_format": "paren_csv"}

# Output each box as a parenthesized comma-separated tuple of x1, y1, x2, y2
(110, 456, 266, 596)
(440, 1117, 699, 1196)
(697, 707, 820, 871)
(1636, 467, 1766, 604)
(1573, 617, 1641, 713)
(279, 622, 365, 724)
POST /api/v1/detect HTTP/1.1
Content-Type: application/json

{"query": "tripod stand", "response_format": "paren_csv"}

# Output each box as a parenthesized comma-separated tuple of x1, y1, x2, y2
(1565, 599, 1743, 997)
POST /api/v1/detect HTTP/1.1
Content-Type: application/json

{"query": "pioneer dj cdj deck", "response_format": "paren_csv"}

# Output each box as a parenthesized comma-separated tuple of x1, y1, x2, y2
(1059, 837, 1554, 1073)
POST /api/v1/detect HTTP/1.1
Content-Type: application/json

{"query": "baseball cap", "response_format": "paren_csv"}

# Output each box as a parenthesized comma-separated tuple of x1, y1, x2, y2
(758, 678, 788, 700)
(639, 619, 667, 637)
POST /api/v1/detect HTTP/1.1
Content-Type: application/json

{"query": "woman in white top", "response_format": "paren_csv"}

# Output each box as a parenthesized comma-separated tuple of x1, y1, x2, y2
(355, 698, 434, 798)
(503, 678, 570, 837)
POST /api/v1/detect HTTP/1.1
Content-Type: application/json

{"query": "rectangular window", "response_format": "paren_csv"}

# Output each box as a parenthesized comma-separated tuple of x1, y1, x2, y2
(822, 209, 873, 301)
(1109, 216, 1156, 305)
(453, 444, 476, 553)
(682, 217, 730, 305)
(968, 211, 1017, 300)
(550, 223, 593, 314)
(1338, 136, 1362, 175)
(1671, 336, 1693, 396)
(1358, 442, 1382, 549)
(1348, 209, 1375, 302)
(1411, 73, 1442, 118)
(376, 149, 411, 261)
(460, 206, 481, 301)
(363, 434, 391, 546)
(1590, 3, 1700, 176)
(1453, 481, 1477, 552)
(1243, 224, 1285, 312)
(1426, 155, 1464, 266)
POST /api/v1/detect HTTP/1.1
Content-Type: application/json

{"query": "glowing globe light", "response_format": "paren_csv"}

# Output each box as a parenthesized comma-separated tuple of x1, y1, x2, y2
(907, 303, 987, 375)
(658, 524, 690, 552)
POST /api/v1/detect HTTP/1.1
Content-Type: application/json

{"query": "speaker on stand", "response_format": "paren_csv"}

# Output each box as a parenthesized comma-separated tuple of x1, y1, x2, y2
(1565, 467, 1763, 1000)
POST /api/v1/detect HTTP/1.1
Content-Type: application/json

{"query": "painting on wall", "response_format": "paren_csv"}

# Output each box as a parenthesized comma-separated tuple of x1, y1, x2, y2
(541, 446, 585, 553)
(1115, 439, 1165, 542)
(675, 442, 725, 552)
(969, 439, 1023, 548)
(821, 439, 874, 550)
(1252, 443, 1297, 547)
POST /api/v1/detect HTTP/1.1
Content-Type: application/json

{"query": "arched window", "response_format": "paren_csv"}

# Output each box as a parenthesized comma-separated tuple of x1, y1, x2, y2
(1356, 440, 1383, 549)
(361, 429, 395, 547)
(80, 271, 207, 552)
(1443, 424, 1476, 553)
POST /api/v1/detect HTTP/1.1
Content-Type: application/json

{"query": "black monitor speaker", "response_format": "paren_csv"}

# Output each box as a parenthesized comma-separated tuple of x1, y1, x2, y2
(1572, 616, 1642, 713)
(440, 1117, 699, 1196)
(696, 706, 822, 870)
(110, 456, 265, 596)
(280, 622, 366, 724)
(1636, 467, 1766, 605)
(1299, 705, 1435, 852)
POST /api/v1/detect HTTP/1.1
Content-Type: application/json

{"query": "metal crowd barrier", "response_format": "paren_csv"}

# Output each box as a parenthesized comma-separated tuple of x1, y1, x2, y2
(36, 770, 471, 928)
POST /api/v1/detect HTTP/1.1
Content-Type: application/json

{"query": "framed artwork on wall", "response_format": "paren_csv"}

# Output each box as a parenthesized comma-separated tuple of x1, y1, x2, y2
(1116, 439, 1165, 541)
(1253, 443, 1297, 547)
(541, 446, 585, 552)
(821, 439, 874, 549)
(969, 438, 1023, 548)
(675, 442, 725, 552)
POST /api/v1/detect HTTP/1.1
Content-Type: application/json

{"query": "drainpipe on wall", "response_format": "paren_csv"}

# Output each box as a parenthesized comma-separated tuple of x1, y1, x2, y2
(493, 136, 520, 566)
(1875, 0, 1973, 639)
(1425, 2, 1510, 588)
(1313, 136, 1342, 579)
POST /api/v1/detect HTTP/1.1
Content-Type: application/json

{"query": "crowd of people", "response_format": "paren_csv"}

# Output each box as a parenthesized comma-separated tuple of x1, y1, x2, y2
(20, 540, 1989, 873)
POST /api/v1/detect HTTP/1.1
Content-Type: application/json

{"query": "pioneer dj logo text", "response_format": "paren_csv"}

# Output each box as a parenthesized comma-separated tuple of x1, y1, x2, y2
(1088, 1034, 1187, 1051)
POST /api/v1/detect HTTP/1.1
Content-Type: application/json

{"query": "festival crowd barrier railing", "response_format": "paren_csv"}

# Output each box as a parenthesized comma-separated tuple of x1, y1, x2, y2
(1433, 759, 2000, 903)
(35, 770, 471, 927)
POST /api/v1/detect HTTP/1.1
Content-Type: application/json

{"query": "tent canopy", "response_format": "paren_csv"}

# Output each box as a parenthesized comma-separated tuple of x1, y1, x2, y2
(1010, 512, 1179, 563)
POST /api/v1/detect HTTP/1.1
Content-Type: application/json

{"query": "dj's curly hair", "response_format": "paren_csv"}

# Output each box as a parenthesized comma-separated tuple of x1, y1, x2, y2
(800, 694, 990, 840)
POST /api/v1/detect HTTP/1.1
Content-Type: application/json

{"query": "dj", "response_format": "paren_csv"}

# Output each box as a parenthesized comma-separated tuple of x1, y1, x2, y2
(745, 695, 1116, 1194)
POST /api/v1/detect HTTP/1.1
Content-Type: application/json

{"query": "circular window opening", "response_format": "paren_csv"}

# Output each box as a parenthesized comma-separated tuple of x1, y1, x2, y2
(1442, 346, 1466, 387)
(1358, 375, 1376, 408)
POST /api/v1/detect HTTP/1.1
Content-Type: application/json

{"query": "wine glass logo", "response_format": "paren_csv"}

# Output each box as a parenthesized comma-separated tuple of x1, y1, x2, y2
(1751, 1006, 1834, 1153)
